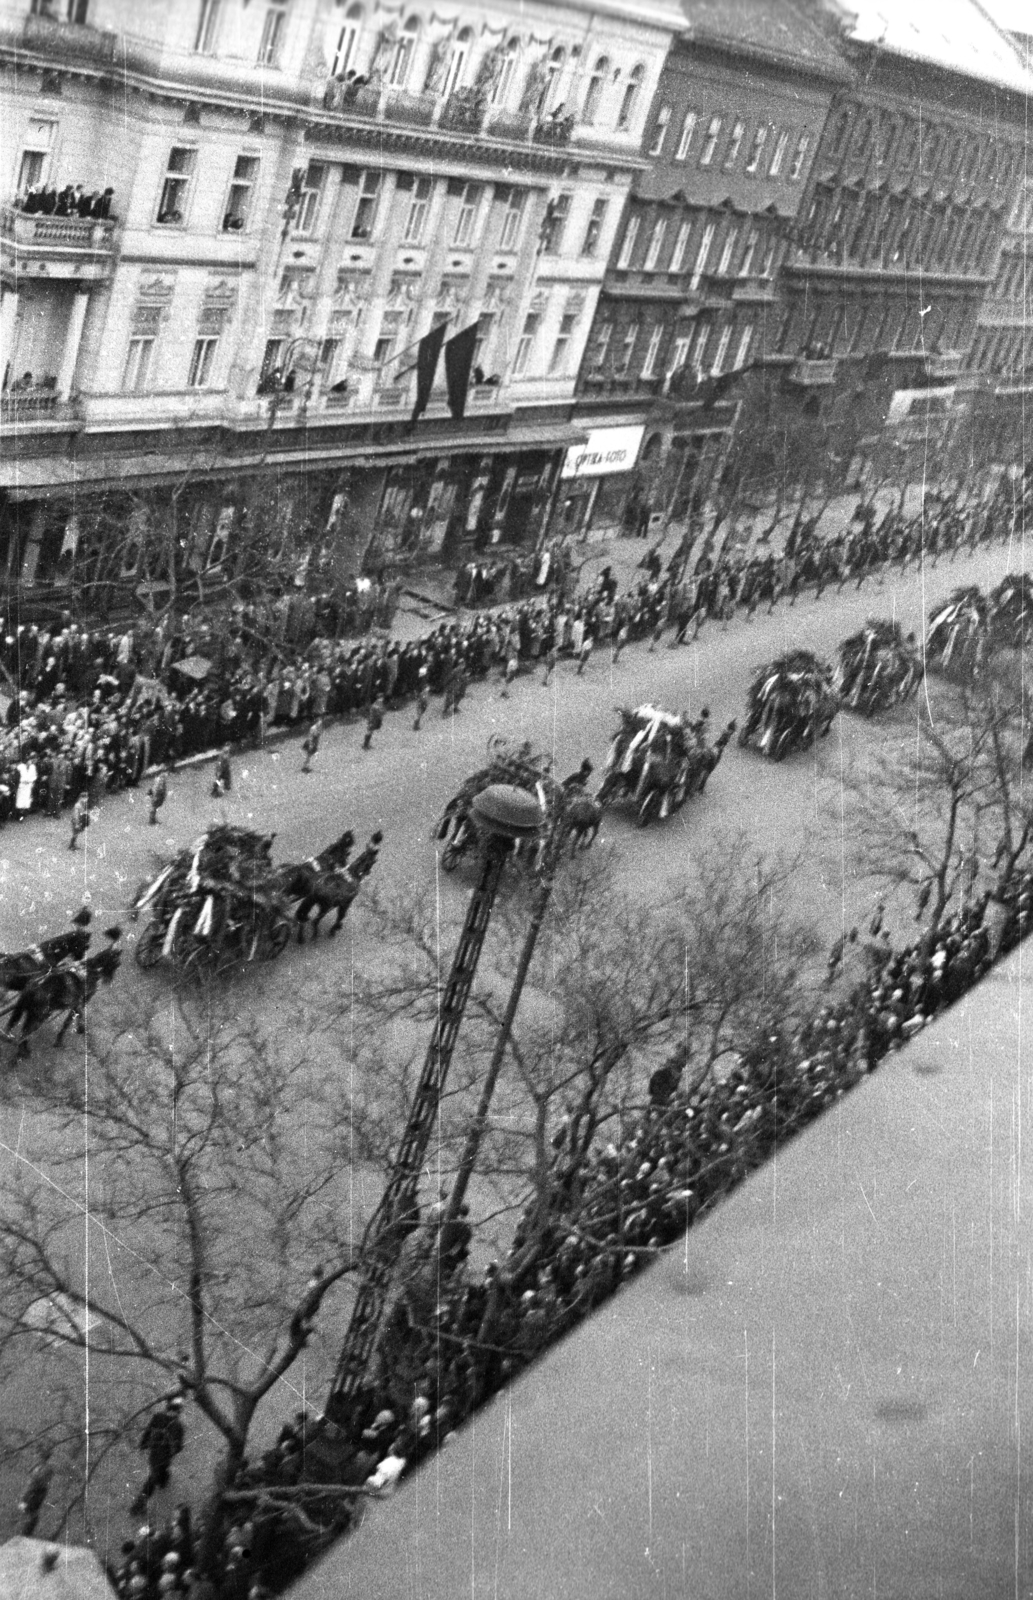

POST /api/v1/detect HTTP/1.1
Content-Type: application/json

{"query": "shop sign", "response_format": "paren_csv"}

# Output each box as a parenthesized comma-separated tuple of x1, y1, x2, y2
(560, 425, 646, 480)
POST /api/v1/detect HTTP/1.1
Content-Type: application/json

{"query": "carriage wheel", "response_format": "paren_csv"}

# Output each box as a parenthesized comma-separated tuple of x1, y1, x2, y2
(134, 923, 165, 970)
(637, 791, 661, 828)
(268, 919, 292, 958)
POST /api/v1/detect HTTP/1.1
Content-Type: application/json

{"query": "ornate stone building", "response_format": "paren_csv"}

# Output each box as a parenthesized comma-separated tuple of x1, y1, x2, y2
(0, 0, 681, 606)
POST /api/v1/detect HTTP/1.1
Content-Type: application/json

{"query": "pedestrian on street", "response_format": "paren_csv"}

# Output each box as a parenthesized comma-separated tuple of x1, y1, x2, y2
(363, 697, 384, 751)
(500, 653, 519, 698)
(147, 767, 168, 826)
(611, 623, 629, 665)
(130, 1397, 185, 1515)
(68, 791, 89, 851)
(301, 716, 324, 773)
(542, 645, 557, 686)
(211, 745, 232, 798)
(412, 682, 429, 730)
(576, 632, 594, 676)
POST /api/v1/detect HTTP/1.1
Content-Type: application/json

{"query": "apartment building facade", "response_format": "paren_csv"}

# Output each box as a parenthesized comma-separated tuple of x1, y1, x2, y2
(0, 0, 682, 604)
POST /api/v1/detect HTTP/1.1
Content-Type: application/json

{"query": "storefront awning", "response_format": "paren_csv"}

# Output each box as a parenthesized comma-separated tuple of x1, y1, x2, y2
(2, 422, 591, 501)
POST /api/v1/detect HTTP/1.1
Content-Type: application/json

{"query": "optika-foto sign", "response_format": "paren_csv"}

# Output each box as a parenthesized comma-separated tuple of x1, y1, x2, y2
(560, 425, 646, 479)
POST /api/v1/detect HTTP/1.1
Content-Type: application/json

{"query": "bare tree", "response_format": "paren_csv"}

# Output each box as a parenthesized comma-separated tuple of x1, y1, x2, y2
(0, 987, 364, 1571)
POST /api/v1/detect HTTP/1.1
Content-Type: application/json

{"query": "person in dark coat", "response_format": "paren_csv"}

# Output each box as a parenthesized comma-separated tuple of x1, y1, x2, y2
(130, 1397, 185, 1514)
(362, 697, 383, 751)
(211, 745, 232, 798)
(68, 791, 90, 851)
(147, 767, 168, 826)
(301, 717, 324, 773)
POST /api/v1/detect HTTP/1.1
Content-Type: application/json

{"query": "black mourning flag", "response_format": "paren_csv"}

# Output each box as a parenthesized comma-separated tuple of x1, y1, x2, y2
(444, 321, 480, 420)
(410, 320, 448, 426)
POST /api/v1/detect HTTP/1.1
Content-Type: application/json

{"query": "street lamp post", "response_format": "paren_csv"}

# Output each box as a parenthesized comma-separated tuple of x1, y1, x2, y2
(326, 784, 543, 1412)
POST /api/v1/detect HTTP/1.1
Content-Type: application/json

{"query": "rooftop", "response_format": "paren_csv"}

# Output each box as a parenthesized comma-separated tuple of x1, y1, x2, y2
(678, 0, 851, 77)
(836, 0, 1033, 94)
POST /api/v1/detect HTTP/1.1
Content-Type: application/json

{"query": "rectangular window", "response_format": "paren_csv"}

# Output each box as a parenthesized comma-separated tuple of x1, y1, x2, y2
(768, 130, 789, 177)
(498, 188, 526, 251)
(640, 322, 664, 379)
(350, 169, 381, 239)
(260, 337, 284, 383)
(760, 238, 777, 278)
(716, 226, 739, 276)
(540, 191, 571, 255)
(738, 229, 759, 277)
(223, 153, 258, 232)
(691, 320, 710, 373)
(319, 338, 340, 385)
(16, 119, 56, 195)
(588, 321, 612, 371)
(373, 309, 408, 370)
(745, 126, 768, 174)
(648, 106, 671, 157)
(549, 312, 577, 375)
(454, 182, 484, 248)
(644, 217, 668, 272)
(296, 162, 327, 235)
(473, 311, 495, 370)
(617, 322, 639, 375)
(710, 325, 732, 375)
(193, 0, 221, 52)
(668, 335, 690, 374)
(581, 197, 608, 258)
(257, 4, 286, 67)
(690, 222, 714, 289)
(513, 311, 540, 376)
(675, 111, 697, 161)
(723, 119, 745, 170)
(122, 336, 154, 392)
(403, 176, 433, 244)
(789, 132, 810, 181)
(669, 219, 692, 273)
(331, 13, 359, 76)
(699, 116, 722, 167)
(156, 146, 195, 225)
(187, 336, 218, 388)
(733, 322, 754, 369)
(616, 214, 641, 270)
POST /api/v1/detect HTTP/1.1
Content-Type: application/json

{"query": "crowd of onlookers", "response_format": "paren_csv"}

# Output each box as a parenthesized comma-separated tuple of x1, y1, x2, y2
(0, 483, 1019, 840)
(91, 852, 1033, 1598)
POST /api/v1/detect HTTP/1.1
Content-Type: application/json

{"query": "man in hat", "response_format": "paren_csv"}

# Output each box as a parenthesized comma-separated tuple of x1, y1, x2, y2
(147, 766, 168, 826)
(301, 716, 324, 774)
(362, 697, 384, 752)
(211, 746, 232, 799)
(131, 1397, 185, 1515)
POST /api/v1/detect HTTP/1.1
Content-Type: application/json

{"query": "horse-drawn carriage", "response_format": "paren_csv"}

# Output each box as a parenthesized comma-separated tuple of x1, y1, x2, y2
(596, 704, 734, 827)
(132, 823, 379, 976)
(925, 586, 991, 678)
(989, 573, 1033, 651)
(738, 651, 838, 760)
(835, 619, 922, 717)
(435, 740, 567, 872)
(0, 907, 123, 1056)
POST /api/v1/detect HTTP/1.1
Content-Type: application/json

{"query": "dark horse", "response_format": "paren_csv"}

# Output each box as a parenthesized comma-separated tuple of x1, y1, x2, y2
(295, 832, 382, 941)
(273, 829, 355, 907)
(0, 907, 93, 992)
(1, 932, 123, 1057)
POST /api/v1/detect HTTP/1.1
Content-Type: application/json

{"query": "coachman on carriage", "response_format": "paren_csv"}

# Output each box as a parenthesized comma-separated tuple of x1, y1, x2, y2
(738, 651, 838, 761)
(597, 704, 734, 827)
(435, 739, 572, 871)
(835, 620, 922, 717)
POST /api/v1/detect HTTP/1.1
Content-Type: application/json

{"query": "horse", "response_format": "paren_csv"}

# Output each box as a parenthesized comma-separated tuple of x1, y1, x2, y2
(273, 828, 355, 905)
(0, 909, 94, 991)
(563, 794, 602, 851)
(1, 934, 123, 1058)
(293, 832, 382, 941)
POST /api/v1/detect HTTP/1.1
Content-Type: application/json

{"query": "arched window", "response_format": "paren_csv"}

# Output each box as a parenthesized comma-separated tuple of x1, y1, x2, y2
(541, 45, 565, 114)
(617, 63, 644, 131)
(491, 37, 519, 105)
(390, 15, 419, 89)
(581, 55, 608, 125)
(331, 2, 363, 78)
(443, 25, 472, 98)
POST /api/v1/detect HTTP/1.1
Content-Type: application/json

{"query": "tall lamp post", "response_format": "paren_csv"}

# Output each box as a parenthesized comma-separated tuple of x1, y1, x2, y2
(326, 783, 543, 1413)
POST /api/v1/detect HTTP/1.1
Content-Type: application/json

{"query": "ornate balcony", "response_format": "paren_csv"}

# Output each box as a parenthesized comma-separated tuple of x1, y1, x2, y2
(322, 78, 380, 118)
(439, 87, 488, 134)
(381, 89, 437, 129)
(533, 113, 575, 146)
(1, 203, 118, 282)
(17, 12, 119, 64)
(0, 390, 77, 425)
(788, 357, 837, 387)
(486, 108, 533, 141)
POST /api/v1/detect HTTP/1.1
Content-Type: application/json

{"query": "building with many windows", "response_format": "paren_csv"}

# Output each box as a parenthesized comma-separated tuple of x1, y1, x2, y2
(564, 0, 848, 541)
(0, 0, 682, 604)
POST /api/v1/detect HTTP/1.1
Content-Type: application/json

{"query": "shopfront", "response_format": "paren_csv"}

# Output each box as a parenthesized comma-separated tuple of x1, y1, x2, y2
(555, 424, 646, 539)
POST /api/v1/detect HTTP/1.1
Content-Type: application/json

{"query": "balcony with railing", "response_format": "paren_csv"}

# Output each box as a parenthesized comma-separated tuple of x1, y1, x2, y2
(0, 387, 77, 426)
(1, 201, 118, 280)
(438, 87, 487, 135)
